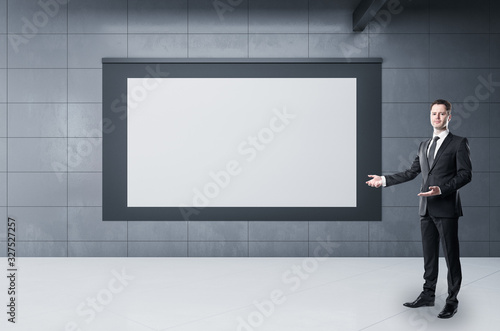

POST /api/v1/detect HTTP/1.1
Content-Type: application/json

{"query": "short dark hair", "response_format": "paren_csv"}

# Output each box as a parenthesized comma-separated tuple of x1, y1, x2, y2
(430, 99, 452, 113)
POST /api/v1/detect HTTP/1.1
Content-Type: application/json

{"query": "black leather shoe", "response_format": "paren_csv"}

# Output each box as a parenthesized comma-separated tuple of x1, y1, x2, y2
(403, 295, 435, 308)
(437, 304, 457, 319)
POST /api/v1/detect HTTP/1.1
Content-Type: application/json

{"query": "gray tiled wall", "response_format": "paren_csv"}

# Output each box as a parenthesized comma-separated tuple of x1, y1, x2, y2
(1, 0, 499, 257)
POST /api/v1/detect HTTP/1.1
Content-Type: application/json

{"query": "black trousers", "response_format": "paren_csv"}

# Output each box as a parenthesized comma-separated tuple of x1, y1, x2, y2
(420, 216, 462, 306)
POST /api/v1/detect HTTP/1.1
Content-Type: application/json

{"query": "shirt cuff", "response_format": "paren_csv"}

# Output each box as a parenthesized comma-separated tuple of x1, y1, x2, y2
(381, 176, 387, 187)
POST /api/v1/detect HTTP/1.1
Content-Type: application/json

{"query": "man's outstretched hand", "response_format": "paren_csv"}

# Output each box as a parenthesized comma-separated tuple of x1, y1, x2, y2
(366, 175, 383, 188)
(366, 175, 442, 196)
(417, 186, 441, 197)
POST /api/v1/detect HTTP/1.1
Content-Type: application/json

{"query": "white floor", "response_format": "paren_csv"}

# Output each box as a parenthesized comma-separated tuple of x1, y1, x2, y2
(2, 258, 499, 331)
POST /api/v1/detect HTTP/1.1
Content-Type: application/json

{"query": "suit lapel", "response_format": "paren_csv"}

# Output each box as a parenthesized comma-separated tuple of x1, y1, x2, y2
(421, 139, 431, 182)
(423, 139, 431, 168)
(429, 133, 453, 171)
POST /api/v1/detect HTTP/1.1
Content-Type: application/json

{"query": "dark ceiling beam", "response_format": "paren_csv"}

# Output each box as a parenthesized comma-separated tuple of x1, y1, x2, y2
(352, 0, 389, 32)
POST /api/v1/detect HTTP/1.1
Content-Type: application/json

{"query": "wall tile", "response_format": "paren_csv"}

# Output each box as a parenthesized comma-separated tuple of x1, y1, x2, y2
(249, 34, 308, 58)
(189, 0, 248, 33)
(430, 34, 489, 69)
(467, 138, 489, 172)
(491, 207, 500, 241)
(489, 242, 500, 257)
(370, 207, 420, 241)
(309, 241, 369, 257)
(0, 35, 6, 68)
(68, 207, 127, 241)
(8, 207, 67, 241)
(7, 0, 67, 33)
(68, 69, 101, 103)
(381, 177, 421, 207)
(68, 0, 127, 33)
(189, 221, 247, 241)
(459, 242, 489, 257)
(309, 0, 358, 33)
(429, 69, 491, 103)
(249, 221, 308, 241)
(249, 0, 307, 33)
(369, 242, 422, 257)
(460, 172, 489, 207)
(69, 242, 127, 257)
(68, 173, 102, 207)
(68, 103, 102, 138)
(370, 34, 429, 68)
(0, 69, 5, 102)
(8, 138, 67, 171)
(491, 173, 500, 207)
(459, 207, 490, 241)
(369, 0, 430, 34)
(189, 242, 248, 257)
(128, 0, 187, 33)
(249, 241, 308, 257)
(0, 104, 5, 137)
(8, 104, 67, 137)
(492, 2, 500, 33)
(67, 138, 102, 172)
(68, 34, 127, 69)
(0, 207, 5, 240)
(0, 0, 5, 33)
(382, 137, 425, 173)
(128, 34, 188, 58)
(128, 221, 187, 241)
(309, 221, 368, 241)
(492, 34, 500, 68)
(189, 34, 248, 58)
(491, 139, 500, 171)
(17, 242, 67, 257)
(0, 138, 5, 171)
(128, 242, 187, 257)
(448, 103, 489, 138)
(0, 173, 5, 206)
(382, 103, 430, 138)
(491, 70, 500, 102)
(309, 34, 368, 58)
(490, 104, 500, 137)
(382, 69, 429, 102)
(8, 34, 67, 68)
(8, 173, 67, 207)
(429, 0, 489, 33)
(8, 69, 67, 102)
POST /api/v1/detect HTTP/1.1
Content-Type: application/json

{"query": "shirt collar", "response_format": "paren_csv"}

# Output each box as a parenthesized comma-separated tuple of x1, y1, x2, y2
(433, 129, 449, 141)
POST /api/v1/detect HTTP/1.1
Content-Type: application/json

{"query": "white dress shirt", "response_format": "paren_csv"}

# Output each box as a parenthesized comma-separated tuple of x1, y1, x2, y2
(427, 129, 449, 159)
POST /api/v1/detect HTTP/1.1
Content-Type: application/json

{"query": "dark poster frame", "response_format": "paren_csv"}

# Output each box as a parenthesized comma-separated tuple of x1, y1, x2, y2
(102, 58, 382, 221)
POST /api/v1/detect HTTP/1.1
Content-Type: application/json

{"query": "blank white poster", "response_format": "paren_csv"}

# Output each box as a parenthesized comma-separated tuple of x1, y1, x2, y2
(127, 78, 356, 207)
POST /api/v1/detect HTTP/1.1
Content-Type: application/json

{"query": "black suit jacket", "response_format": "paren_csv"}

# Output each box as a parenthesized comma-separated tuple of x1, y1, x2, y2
(385, 133, 472, 218)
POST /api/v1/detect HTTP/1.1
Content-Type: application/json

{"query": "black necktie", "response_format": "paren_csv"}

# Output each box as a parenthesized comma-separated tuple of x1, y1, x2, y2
(428, 136, 440, 167)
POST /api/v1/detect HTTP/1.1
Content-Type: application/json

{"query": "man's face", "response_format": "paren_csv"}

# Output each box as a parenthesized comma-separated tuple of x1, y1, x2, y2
(430, 104, 451, 131)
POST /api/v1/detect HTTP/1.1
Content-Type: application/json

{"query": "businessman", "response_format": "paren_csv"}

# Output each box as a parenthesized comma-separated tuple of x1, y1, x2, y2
(366, 99, 472, 319)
